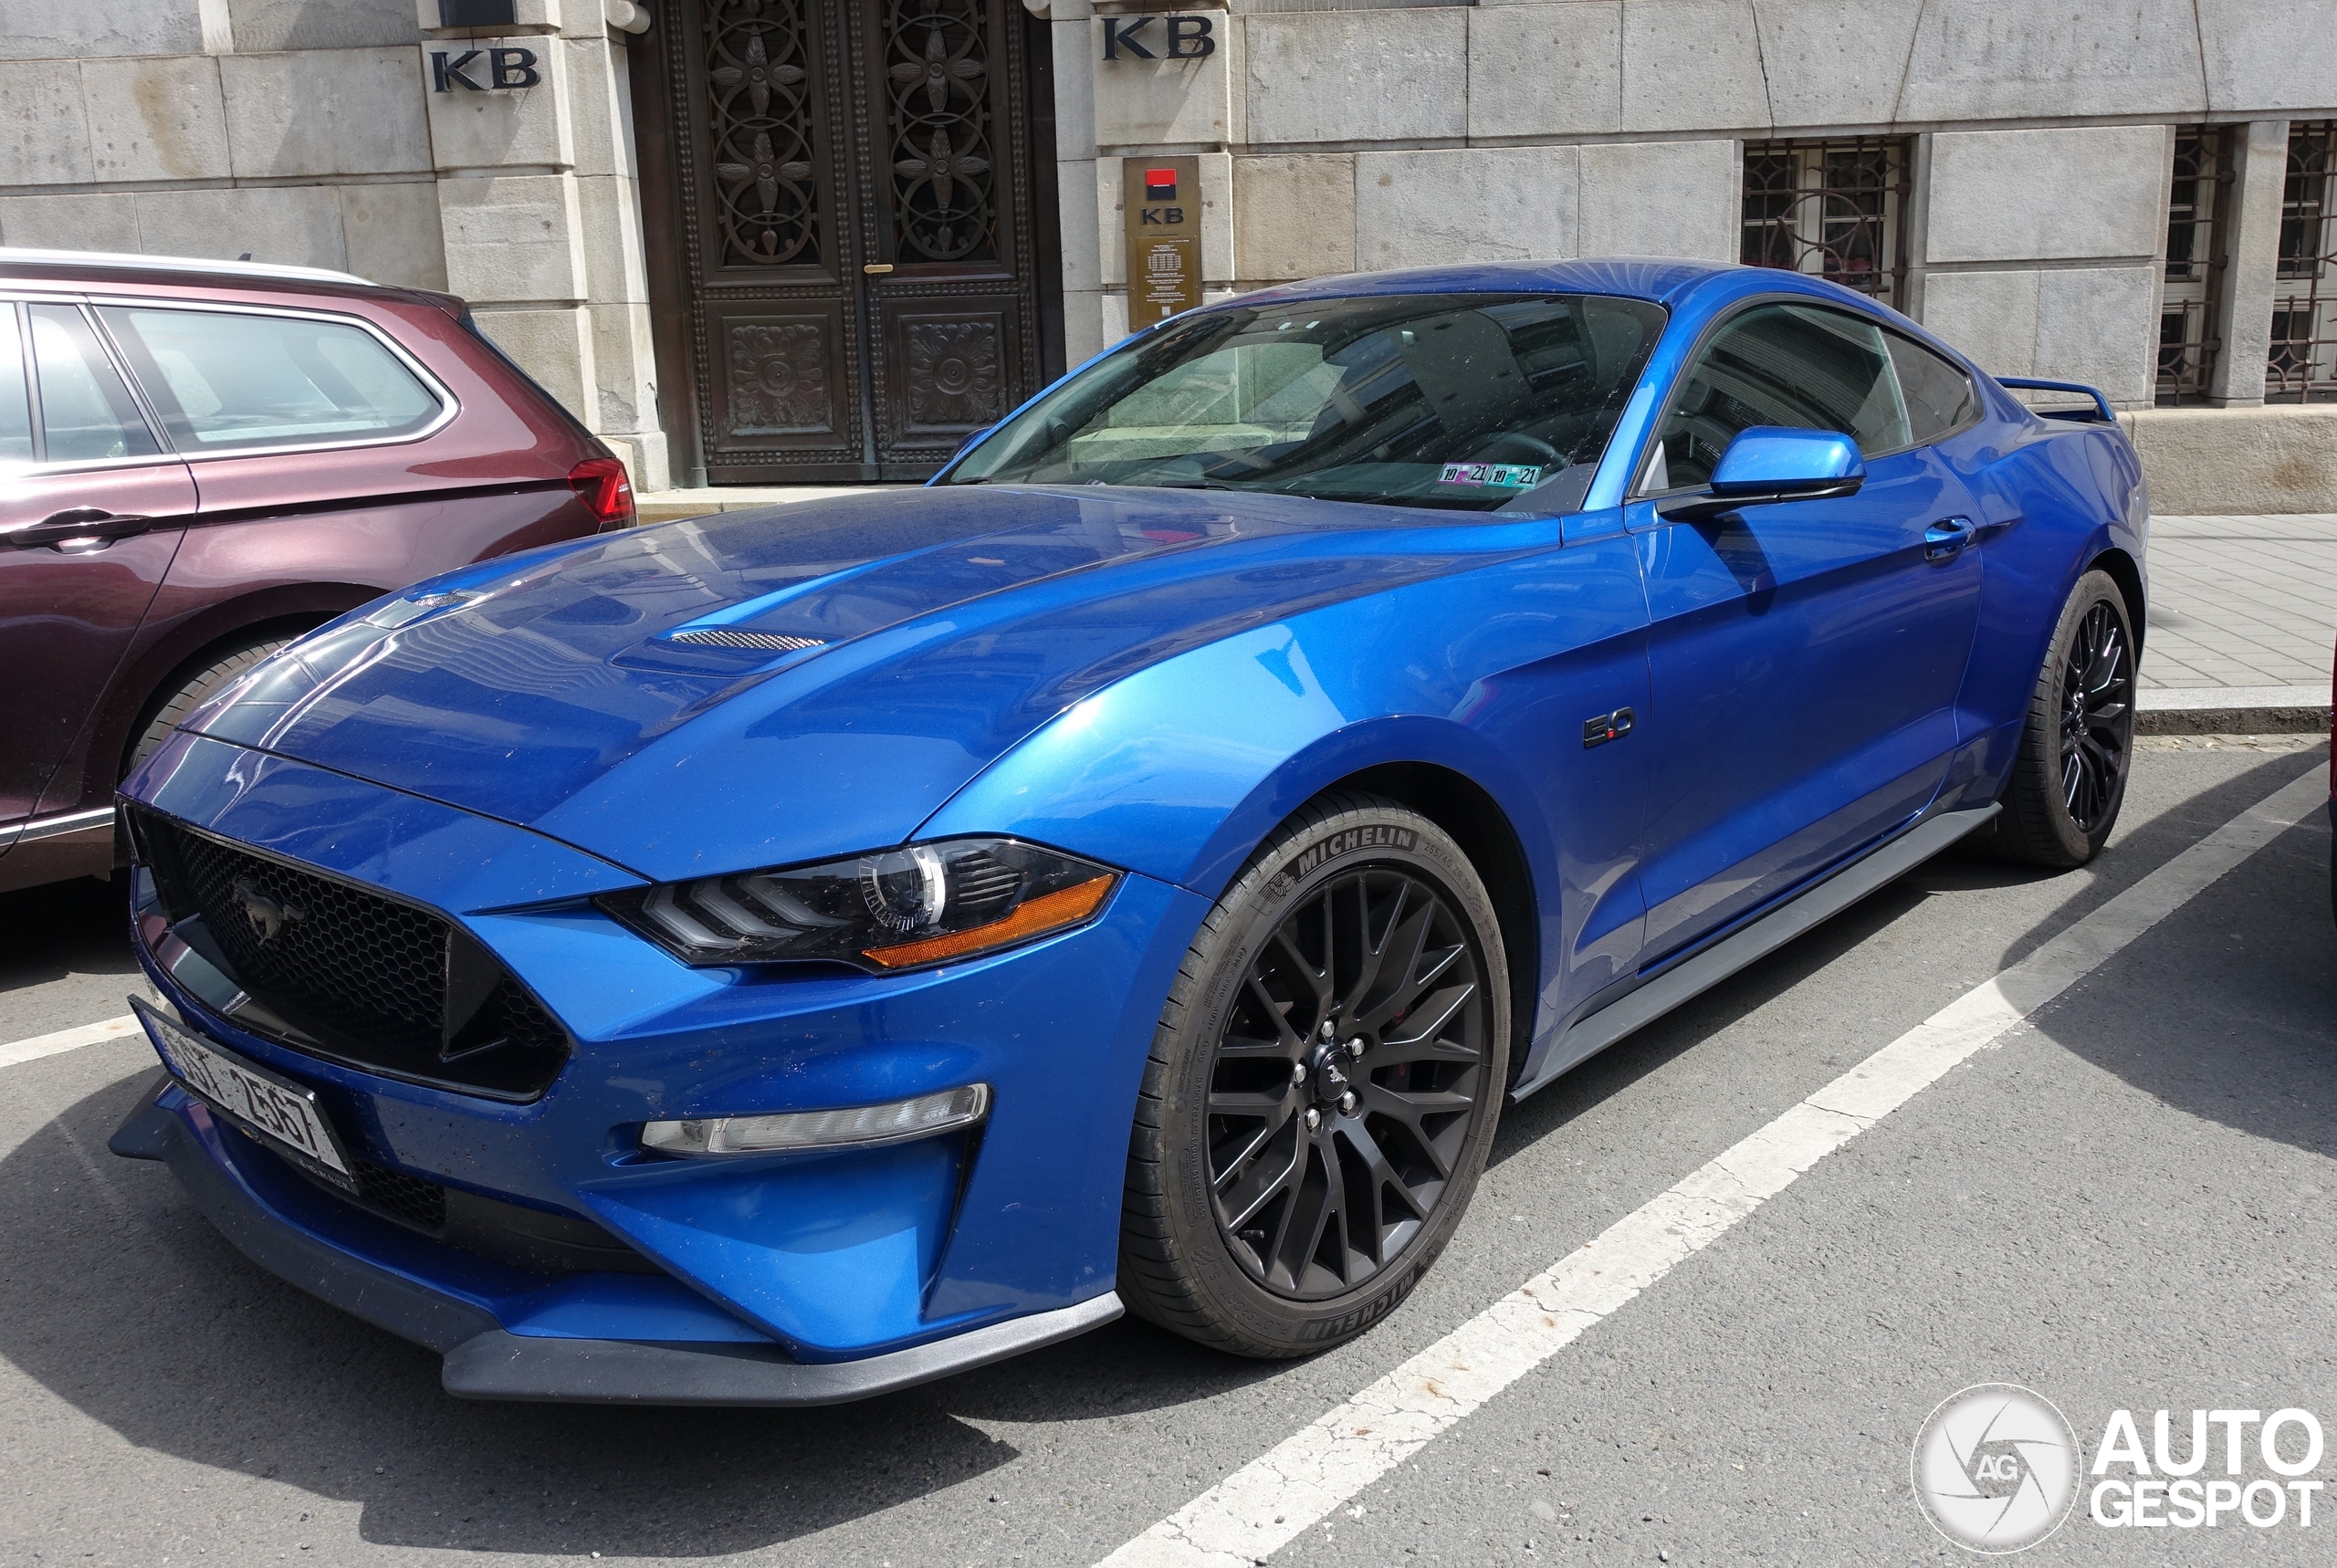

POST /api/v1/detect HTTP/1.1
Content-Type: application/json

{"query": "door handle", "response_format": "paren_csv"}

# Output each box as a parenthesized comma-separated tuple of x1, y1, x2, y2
(0, 508, 154, 549)
(1923, 517, 1975, 561)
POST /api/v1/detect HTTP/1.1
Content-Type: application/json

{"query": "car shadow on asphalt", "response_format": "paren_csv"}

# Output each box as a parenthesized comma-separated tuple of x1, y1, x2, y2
(0, 873, 137, 993)
(2021, 778, 2337, 1162)
(1489, 743, 2333, 1168)
(0, 1069, 1283, 1555)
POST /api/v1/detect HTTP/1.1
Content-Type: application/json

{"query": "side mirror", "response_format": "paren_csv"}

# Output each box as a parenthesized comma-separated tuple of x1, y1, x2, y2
(1657, 426, 1865, 522)
(949, 425, 992, 459)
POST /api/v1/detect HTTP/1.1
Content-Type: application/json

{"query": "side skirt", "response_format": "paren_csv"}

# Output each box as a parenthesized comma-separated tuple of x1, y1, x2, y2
(1510, 804, 2000, 1102)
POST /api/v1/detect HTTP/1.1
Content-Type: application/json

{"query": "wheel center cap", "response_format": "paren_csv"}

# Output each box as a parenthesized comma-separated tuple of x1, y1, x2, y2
(1311, 1048, 1348, 1102)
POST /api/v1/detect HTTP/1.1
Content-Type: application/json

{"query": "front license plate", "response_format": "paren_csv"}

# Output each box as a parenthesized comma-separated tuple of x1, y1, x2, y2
(132, 997, 355, 1188)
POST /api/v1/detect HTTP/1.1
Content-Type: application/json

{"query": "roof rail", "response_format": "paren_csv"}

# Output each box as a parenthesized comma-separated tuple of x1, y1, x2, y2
(0, 246, 372, 288)
(1996, 376, 2117, 424)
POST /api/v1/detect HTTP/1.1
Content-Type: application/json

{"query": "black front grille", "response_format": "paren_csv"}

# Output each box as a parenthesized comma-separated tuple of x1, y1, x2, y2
(133, 808, 571, 1099)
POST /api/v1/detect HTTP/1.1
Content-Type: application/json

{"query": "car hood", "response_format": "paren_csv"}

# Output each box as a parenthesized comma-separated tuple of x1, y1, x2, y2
(177, 485, 1485, 882)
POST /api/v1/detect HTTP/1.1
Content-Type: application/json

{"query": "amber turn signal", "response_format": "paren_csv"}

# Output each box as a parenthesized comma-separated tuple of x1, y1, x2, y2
(861, 874, 1118, 969)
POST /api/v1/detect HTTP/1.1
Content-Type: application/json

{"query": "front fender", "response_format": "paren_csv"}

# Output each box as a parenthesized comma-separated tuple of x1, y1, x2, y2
(916, 622, 1557, 903)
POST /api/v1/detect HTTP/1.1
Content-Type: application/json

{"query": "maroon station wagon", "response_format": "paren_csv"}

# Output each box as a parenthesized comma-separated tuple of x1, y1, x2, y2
(0, 248, 634, 894)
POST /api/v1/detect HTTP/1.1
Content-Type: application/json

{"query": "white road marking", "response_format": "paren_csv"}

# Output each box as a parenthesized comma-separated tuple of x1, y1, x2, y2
(1101, 766, 2330, 1568)
(0, 1014, 140, 1071)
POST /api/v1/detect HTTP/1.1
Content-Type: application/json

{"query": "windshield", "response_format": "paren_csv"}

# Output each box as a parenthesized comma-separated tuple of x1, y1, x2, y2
(948, 291, 1666, 515)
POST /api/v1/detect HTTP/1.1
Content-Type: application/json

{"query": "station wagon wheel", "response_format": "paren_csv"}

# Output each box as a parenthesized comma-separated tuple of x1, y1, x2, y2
(125, 631, 301, 777)
(1119, 793, 1510, 1358)
(1977, 569, 2138, 868)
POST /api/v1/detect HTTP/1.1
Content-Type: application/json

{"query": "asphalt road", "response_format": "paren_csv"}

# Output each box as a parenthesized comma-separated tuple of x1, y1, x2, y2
(2, 735, 2332, 1568)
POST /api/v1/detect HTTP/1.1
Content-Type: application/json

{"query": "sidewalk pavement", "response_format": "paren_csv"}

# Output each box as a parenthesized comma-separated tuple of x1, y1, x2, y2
(631, 490, 2337, 733)
(2140, 513, 2335, 732)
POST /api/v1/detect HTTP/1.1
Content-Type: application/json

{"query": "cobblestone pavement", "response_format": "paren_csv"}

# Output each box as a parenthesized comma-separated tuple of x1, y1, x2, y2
(2145, 514, 2337, 692)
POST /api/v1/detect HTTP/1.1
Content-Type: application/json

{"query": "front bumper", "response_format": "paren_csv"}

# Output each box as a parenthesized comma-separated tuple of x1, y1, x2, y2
(110, 1081, 1119, 1403)
(117, 732, 1208, 1398)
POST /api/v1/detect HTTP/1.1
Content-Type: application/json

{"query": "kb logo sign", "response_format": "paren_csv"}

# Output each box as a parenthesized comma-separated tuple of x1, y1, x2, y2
(428, 46, 541, 93)
(1099, 14, 1216, 60)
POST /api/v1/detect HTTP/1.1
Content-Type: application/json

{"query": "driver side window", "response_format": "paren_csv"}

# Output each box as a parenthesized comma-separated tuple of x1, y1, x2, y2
(1645, 303, 1910, 491)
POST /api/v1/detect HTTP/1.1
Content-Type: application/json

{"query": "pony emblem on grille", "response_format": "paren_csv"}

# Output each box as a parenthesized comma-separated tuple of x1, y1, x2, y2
(230, 876, 301, 946)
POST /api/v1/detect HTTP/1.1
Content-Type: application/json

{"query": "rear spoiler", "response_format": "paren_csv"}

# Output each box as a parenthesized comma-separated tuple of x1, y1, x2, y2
(1996, 376, 2118, 424)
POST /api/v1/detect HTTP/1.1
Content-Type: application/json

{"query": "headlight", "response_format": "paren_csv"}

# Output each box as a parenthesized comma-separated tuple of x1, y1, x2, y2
(596, 838, 1119, 971)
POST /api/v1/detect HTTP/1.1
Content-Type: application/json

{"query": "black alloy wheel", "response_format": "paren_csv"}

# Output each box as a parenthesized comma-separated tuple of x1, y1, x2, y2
(1975, 568, 2139, 868)
(1208, 863, 1490, 1299)
(2059, 598, 2133, 833)
(1119, 794, 1510, 1358)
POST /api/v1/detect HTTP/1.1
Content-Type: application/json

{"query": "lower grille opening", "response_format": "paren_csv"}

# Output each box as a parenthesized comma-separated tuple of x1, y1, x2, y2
(257, 1134, 660, 1278)
(130, 806, 571, 1100)
(352, 1159, 447, 1233)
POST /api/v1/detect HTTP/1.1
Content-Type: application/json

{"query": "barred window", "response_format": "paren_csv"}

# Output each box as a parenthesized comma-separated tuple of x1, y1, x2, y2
(2157, 126, 2231, 405)
(1740, 139, 1911, 310)
(2269, 120, 2337, 402)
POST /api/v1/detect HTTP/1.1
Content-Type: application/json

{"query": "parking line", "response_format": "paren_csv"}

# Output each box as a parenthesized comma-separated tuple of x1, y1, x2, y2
(0, 1013, 140, 1071)
(1099, 765, 2330, 1568)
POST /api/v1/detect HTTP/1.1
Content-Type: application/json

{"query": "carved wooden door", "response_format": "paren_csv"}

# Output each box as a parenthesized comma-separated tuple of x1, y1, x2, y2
(657, 0, 1046, 484)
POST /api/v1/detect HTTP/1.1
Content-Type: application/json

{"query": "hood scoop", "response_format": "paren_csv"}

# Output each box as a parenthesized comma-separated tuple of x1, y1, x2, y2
(663, 628, 828, 653)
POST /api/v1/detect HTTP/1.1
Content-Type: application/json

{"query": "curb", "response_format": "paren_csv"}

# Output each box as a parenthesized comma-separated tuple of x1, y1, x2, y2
(2137, 685, 2330, 737)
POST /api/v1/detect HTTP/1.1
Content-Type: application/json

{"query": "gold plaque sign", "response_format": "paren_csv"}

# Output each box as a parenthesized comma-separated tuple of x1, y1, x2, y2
(1122, 155, 1200, 329)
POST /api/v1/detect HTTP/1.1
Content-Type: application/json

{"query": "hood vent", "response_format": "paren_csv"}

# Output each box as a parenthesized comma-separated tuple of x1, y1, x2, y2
(665, 629, 828, 653)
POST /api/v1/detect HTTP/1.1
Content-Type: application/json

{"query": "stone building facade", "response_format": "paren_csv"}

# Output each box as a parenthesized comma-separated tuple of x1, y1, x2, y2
(3, 0, 2333, 508)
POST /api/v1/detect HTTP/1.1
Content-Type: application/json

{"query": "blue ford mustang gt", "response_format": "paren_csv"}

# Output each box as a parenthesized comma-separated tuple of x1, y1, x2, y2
(110, 260, 2145, 1404)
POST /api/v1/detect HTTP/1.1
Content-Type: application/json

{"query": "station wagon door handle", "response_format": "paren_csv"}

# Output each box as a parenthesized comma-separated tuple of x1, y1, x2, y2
(1, 507, 154, 550)
(1923, 517, 1976, 561)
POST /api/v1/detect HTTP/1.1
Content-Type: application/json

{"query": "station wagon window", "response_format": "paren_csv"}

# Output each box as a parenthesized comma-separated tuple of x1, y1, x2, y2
(97, 307, 443, 454)
(0, 307, 30, 463)
(1646, 303, 1910, 492)
(27, 303, 162, 464)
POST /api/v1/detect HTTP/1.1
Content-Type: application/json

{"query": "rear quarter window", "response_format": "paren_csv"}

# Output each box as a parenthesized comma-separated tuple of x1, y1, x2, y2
(1884, 332, 1978, 445)
(99, 306, 445, 454)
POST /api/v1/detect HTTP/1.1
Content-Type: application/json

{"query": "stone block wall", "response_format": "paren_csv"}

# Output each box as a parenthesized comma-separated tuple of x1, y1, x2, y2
(0, 0, 667, 489)
(1054, 0, 2337, 459)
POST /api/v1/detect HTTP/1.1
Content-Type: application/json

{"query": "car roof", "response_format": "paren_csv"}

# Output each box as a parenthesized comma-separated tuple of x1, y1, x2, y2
(1232, 257, 1739, 309)
(0, 246, 377, 291)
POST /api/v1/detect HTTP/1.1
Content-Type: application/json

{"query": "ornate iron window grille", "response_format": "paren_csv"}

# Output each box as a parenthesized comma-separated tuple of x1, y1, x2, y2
(2270, 120, 2337, 403)
(707, 0, 823, 268)
(1741, 138, 1912, 310)
(2157, 125, 2233, 406)
(883, 0, 999, 264)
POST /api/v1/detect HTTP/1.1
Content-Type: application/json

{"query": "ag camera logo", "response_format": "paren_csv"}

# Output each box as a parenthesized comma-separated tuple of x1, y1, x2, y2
(1912, 1384, 2081, 1552)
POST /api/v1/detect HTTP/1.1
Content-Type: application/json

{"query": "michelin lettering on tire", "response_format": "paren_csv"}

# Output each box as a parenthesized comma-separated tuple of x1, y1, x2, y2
(1266, 825, 1419, 899)
(1912, 1384, 2081, 1552)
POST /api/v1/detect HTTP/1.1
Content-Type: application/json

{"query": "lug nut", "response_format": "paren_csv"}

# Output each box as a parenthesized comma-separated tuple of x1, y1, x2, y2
(1338, 1091, 1358, 1115)
(1347, 1037, 1367, 1059)
(1290, 1061, 1308, 1085)
(1304, 1107, 1321, 1130)
(1320, 1019, 1335, 1040)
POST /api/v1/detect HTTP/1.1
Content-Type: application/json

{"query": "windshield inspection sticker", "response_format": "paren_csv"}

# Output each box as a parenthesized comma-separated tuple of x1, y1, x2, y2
(1438, 462, 1542, 490)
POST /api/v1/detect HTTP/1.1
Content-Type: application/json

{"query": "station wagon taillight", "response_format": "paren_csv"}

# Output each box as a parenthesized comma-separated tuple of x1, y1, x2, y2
(568, 456, 635, 529)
